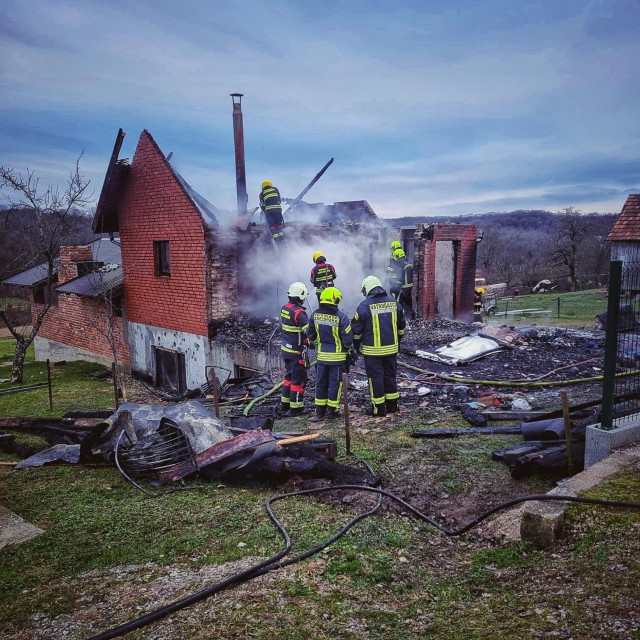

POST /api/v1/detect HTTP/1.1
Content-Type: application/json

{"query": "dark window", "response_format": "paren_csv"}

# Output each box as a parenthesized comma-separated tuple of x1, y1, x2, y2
(154, 241, 171, 276)
(111, 292, 124, 317)
(33, 283, 58, 306)
(154, 347, 186, 394)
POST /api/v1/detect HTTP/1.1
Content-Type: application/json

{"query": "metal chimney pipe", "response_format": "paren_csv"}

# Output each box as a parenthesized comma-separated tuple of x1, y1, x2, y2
(230, 93, 248, 216)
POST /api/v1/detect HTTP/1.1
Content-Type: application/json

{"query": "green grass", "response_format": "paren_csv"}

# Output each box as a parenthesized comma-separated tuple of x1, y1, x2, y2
(0, 336, 115, 417)
(0, 459, 638, 638)
(490, 288, 608, 327)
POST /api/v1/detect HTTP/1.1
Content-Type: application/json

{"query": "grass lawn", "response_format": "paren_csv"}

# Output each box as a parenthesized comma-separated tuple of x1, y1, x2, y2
(490, 288, 608, 328)
(0, 427, 638, 639)
(0, 336, 116, 417)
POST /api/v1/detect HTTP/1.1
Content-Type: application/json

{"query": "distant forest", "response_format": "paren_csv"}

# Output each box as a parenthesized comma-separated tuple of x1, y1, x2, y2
(383, 209, 618, 291)
(0, 207, 94, 282)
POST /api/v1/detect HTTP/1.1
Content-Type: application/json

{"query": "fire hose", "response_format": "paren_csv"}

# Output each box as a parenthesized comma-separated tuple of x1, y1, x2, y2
(86, 474, 640, 639)
(398, 360, 640, 388)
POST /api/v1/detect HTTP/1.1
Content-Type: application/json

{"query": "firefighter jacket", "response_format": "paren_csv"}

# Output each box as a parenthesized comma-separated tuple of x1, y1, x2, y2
(259, 185, 282, 214)
(307, 303, 353, 364)
(351, 286, 405, 357)
(310, 262, 337, 292)
(280, 301, 309, 360)
(387, 257, 414, 294)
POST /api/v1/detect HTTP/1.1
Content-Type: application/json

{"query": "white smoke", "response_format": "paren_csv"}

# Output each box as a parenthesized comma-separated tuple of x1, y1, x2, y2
(241, 229, 391, 319)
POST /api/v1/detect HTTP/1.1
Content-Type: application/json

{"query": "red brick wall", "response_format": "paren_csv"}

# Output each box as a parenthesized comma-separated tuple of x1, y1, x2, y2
(33, 293, 130, 363)
(118, 130, 209, 336)
(414, 224, 477, 322)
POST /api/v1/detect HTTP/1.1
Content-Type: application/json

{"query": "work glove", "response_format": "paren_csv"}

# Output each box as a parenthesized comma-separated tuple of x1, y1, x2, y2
(307, 342, 316, 350)
(348, 349, 358, 366)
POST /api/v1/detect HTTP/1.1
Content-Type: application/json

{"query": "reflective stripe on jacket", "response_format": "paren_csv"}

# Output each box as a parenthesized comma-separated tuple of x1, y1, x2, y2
(387, 257, 414, 291)
(260, 186, 282, 212)
(310, 262, 337, 291)
(307, 304, 353, 363)
(280, 302, 308, 359)
(351, 287, 405, 357)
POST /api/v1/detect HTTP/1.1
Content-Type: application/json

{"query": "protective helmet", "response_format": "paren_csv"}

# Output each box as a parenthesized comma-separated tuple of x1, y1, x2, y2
(320, 287, 342, 305)
(361, 275, 383, 297)
(312, 251, 325, 264)
(287, 281, 308, 300)
(393, 248, 406, 260)
(390, 240, 402, 251)
(261, 180, 272, 189)
(476, 287, 486, 295)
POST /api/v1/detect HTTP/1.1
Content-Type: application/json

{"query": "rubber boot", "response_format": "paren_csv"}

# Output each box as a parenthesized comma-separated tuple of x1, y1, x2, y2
(386, 399, 399, 414)
(325, 408, 342, 420)
(309, 407, 326, 422)
(366, 404, 387, 417)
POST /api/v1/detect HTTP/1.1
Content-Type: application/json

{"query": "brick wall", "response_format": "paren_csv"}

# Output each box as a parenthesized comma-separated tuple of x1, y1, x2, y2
(118, 130, 209, 337)
(206, 225, 239, 321)
(412, 223, 478, 322)
(33, 293, 130, 364)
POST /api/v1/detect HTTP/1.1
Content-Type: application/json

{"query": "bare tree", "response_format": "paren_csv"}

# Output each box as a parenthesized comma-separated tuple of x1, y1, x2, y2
(0, 158, 93, 383)
(548, 207, 590, 292)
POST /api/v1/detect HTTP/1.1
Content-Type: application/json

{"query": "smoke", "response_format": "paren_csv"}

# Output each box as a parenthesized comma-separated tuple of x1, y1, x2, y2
(241, 230, 391, 319)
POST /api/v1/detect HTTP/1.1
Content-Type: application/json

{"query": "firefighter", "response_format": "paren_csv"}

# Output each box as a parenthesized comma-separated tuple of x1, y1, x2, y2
(307, 287, 354, 422)
(474, 287, 485, 321)
(351, 275, 405, 417)
(259, 180, 285, 243)
(310, 251, 337, 303)
(389, 240, 402, 256)
(280, 282, 309, 416)
(387, 247, 414, 318)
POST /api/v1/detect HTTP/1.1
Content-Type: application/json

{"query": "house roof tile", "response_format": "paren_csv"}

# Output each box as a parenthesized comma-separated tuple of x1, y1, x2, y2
(607, 194, 640, 241)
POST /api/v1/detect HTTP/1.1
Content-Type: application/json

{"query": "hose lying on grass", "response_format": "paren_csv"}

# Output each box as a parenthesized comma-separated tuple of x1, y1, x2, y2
(88, 473, 640, 640)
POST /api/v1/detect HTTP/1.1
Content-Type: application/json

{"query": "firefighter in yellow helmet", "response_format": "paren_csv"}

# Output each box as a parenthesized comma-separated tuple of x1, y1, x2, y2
(259, 180, 285, 243)
(474, 287, 485, 321)
(307, 287, 354, 421)
(387, 247, 414, 318)
(310, 251, 337, 303)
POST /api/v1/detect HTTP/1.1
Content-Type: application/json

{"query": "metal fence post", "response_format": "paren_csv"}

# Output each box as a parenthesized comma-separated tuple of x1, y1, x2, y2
(601, 260, 622, 431)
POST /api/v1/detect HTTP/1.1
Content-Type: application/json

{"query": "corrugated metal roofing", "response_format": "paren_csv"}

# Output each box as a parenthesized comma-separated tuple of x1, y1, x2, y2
(607, 194, 640, 241)
(56, 265, 123, 298)
(1, 238, 121, 287)
(170, 163, 219, 228)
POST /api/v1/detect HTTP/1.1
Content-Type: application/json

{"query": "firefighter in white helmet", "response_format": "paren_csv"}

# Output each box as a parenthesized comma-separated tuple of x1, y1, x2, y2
(280, 282, 310, 416)
(351, 276, 405, 417)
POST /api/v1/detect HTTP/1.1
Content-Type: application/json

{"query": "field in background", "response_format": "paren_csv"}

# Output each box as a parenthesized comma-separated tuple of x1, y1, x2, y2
(486, 288, 608, 328)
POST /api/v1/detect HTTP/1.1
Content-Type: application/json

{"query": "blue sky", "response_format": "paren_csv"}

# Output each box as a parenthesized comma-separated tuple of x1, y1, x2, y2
(1, 0, 639, 218)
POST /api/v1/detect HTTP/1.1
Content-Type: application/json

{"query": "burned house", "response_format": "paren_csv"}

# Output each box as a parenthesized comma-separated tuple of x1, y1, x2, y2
(608, 194, 640, 262)
(4, 128, 479, 392)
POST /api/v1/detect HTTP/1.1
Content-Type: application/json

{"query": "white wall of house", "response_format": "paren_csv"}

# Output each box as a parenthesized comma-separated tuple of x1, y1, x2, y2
(127, 321, 209, 390)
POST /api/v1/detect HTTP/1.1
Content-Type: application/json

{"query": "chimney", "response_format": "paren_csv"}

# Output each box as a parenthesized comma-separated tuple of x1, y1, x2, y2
(58, 245, 93, 284)
(230, 93, 248, 216)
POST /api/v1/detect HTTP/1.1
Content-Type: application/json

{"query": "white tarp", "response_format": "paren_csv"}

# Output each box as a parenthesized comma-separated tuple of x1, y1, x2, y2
(415, 336, 503, 365)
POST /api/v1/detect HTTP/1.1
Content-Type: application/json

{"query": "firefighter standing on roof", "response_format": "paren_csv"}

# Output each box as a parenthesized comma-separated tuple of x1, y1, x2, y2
(351, 275, 405, 417)
(259, 180, 285, 242)
(387, 248, 414, 317)
(307, 287, 354, 422)
(280, 282, 309, 416)
(310, 251, 337, 303)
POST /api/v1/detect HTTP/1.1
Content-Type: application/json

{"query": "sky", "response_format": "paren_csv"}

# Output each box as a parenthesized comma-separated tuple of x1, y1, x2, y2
(1, 0, 639, 219)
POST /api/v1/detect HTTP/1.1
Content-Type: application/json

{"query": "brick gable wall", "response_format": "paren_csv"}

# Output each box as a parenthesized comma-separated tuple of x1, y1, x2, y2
(118, 130, 209, 336)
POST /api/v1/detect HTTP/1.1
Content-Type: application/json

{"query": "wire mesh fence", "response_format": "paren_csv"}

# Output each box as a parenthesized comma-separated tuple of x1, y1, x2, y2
(601, 260, 640, 430)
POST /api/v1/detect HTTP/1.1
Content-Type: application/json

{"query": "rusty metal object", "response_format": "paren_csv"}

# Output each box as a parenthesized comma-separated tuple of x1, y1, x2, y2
(230, 93, 248, 216)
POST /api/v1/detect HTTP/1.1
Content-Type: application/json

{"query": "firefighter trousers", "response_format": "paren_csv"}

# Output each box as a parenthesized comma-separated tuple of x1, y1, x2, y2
(363, 354, 399, 415)
(315, 362, 345, 414)
(281, 356, 307, 410)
